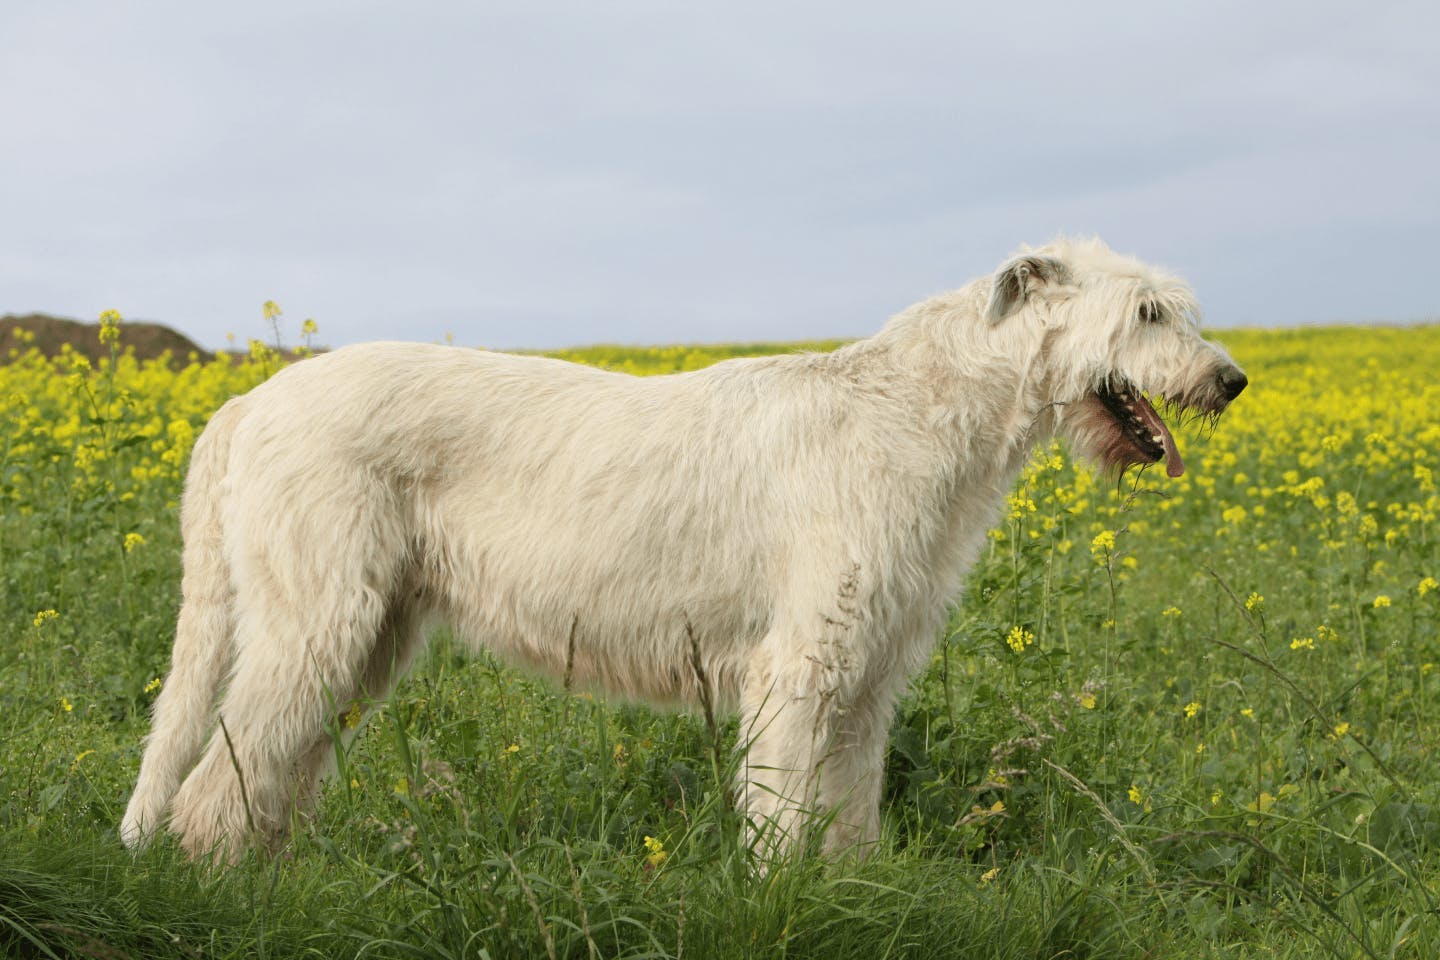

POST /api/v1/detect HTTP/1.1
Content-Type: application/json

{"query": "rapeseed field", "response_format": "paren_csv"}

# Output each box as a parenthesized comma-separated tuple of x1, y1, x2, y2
(1, 316, 1437, 958)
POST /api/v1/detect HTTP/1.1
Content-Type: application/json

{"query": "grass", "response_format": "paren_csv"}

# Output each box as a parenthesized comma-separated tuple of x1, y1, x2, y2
(2, 323, 1438, 958)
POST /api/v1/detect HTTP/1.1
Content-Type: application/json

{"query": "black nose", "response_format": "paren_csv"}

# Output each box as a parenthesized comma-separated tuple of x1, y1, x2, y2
(1219, 368, 1248, 401)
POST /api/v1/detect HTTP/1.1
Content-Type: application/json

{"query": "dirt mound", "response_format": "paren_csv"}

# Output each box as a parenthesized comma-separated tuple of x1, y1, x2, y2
(1, 313, 212, 365)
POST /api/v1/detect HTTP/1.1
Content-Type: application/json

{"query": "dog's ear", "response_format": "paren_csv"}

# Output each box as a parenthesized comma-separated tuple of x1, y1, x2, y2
(985, 255, 1069, 324)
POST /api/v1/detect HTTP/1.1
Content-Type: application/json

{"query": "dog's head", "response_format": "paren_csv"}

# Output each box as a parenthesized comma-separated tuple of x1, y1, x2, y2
(984, 238, 1246, 478)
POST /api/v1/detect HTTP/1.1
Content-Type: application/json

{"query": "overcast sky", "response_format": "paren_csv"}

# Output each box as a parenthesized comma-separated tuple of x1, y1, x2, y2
(2, 1, 1436, 350)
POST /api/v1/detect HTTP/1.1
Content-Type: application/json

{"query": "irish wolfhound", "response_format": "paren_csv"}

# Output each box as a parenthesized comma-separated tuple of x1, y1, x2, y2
(121, 238, 1246, 861)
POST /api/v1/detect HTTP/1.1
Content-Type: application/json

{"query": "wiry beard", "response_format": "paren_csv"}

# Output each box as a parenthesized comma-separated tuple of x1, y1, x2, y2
(1058, 369, 1234, 481)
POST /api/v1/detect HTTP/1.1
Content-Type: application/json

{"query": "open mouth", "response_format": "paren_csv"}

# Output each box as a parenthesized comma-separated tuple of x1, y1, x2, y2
(1092, 381, 1185, 478)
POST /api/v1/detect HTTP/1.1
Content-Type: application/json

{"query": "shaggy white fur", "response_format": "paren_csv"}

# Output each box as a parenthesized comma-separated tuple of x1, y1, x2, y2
(120, 238, 1246, 861)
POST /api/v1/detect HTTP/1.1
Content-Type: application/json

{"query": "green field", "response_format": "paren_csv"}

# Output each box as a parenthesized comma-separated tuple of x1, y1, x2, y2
(2, 324, 1438, 958)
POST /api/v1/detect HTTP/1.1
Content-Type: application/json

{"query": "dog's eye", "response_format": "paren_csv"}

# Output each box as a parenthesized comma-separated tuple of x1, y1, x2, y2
(1138, 302, 1161, 324)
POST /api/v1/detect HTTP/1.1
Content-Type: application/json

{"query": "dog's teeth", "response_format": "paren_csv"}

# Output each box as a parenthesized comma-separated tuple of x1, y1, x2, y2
(1152, 433, 1163, 444)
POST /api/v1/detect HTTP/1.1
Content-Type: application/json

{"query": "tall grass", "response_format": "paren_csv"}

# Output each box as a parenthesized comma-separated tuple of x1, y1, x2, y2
(2, 322, 1438, 957)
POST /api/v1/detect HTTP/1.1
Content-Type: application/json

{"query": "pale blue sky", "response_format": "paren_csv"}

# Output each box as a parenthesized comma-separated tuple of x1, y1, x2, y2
(2, 1, 1436, 349)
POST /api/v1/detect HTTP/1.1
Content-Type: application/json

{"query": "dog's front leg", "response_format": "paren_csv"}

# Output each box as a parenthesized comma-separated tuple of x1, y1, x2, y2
(736, 618, 879, 859)
(811, 684, 898, 856)
(736, 665, 823, 858)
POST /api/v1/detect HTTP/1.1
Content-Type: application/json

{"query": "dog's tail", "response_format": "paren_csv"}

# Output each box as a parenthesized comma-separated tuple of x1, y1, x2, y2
(120, 397, 246, 851)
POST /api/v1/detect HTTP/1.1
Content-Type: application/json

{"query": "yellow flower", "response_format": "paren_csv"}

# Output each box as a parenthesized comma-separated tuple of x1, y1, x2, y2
(1289, 636, 1315, 651)
(1183, 701, 1201, 719)
(1161, 606, 1181, 618)
(33, 609, 58, 628)
(262, 300, 283, 321)
(1372, 595, 1391, 609)
(1240, 707, 1255, 719)
(1244, 592, 1264, 612)
(1006, 492, 1037, 520)
(1005, 625, 1035, 653)
(643, 835, 667, 867)
(1249, 791, 1277, 815)
(1077, 693, 1096, 710)
(1090, 529, 1116, 559)
(1331, 721, 1350, 740)
(979, 867, 999, 885)
(613, 741, 629, 764)
(98, 309, 122, 345)
(143, 677, 163, 694)
(1419, 576, 1438, 598)
(60, 697, 73, 713)
(1127, 784, 1152, 812)
(301, 318, 319, 336)
(344, 703, 363, 729)
(123, 532, 146, 553)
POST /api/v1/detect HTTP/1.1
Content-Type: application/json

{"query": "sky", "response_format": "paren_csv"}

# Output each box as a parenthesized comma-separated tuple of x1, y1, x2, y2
(2, 1, 1437, 350)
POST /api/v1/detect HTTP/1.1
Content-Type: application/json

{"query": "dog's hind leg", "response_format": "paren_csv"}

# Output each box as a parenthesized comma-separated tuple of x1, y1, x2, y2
(121, 398, 244, 852)
(119, 539, 235, 851)
(168, 499, 404, 861)
(290, 591, 430, 813)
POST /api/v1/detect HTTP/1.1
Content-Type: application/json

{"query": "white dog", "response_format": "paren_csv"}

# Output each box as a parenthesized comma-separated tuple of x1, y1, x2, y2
(121, 238, 1246, 861)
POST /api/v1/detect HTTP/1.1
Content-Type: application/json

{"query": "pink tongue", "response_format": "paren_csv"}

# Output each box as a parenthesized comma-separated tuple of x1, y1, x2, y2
(1134, 395, 1185, 477)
